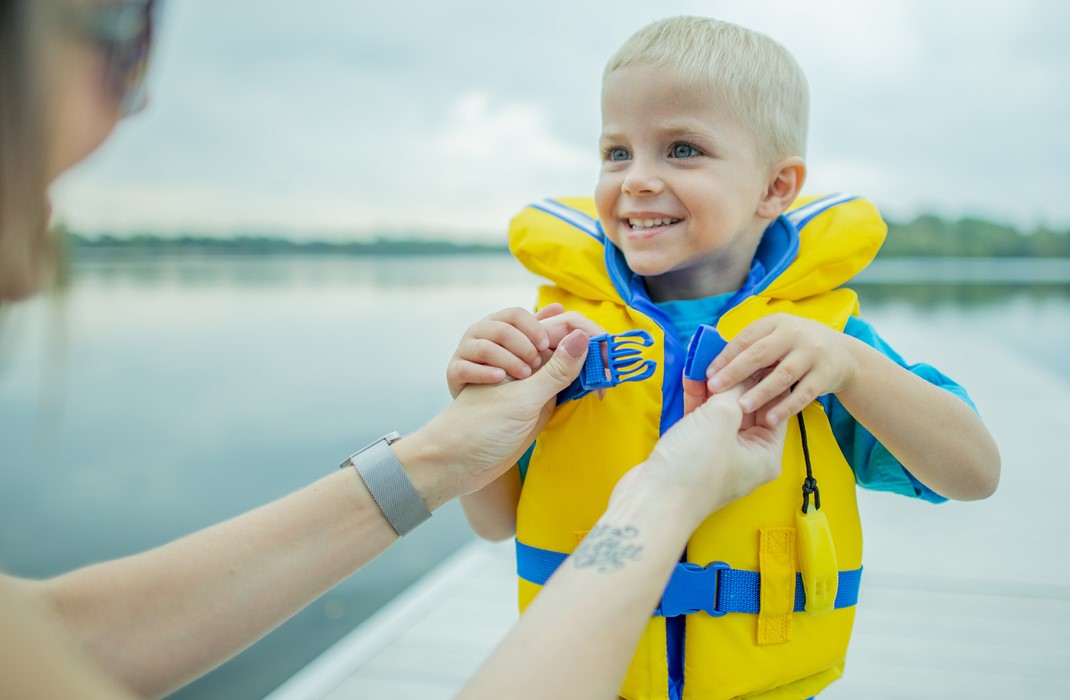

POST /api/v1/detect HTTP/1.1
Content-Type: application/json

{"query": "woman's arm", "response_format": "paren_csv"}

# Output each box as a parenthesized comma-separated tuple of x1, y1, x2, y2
(459, 478, 692, 700)
(31, 468, 405, 698)
(3, 331, 591, 699)
(460, 383, 786, 700)
(0, 575, 136, 700)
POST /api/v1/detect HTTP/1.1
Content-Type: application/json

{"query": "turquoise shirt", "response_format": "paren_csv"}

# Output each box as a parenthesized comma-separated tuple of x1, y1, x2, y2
(655, 296, 973, 504)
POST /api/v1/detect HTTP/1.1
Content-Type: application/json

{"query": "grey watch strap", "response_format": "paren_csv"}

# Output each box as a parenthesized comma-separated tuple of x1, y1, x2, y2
(341, 433, 431, 536)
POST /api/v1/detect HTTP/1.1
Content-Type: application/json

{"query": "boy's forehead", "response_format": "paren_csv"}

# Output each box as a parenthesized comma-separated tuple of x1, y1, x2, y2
(603, 64, 727, 108)
(601, 65, 737, 132)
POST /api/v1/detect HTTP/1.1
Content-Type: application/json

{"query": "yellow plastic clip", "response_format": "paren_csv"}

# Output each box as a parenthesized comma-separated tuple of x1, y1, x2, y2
(795, 507, 838, 615)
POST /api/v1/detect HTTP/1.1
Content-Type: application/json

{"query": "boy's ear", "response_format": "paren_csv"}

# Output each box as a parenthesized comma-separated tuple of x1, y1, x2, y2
(757, 157, 806, 220)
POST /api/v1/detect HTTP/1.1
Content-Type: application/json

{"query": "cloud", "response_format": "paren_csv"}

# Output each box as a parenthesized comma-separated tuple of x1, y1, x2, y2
(49, 0, 1070, 238)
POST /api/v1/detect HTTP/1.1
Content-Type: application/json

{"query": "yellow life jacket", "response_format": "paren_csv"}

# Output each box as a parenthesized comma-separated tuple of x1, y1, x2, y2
(510, 194, 887, 700)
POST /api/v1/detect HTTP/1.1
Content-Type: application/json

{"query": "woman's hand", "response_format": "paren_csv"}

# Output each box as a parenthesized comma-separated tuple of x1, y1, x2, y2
(404, 328, 591, 503)
(626, 383, 787, 528)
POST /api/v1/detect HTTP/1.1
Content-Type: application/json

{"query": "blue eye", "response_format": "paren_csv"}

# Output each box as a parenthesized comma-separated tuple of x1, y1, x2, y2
(606, 147, 630, 162)
(670, 143, 700, 158)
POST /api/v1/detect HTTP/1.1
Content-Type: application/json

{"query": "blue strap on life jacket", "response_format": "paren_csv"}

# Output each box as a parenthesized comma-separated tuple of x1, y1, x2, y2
(557, 331, 657, 404)
(516, 540, 862, 617)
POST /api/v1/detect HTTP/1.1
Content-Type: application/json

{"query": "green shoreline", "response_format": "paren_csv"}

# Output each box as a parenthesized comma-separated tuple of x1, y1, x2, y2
(57, 213, 1070, 258)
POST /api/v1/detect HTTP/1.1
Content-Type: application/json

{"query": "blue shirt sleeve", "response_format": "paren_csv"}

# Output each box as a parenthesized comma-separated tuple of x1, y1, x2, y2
(822, 316, 978, 504)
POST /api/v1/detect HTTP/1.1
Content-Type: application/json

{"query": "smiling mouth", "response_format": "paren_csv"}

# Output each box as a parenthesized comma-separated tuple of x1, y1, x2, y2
(627, 217, 681, 230)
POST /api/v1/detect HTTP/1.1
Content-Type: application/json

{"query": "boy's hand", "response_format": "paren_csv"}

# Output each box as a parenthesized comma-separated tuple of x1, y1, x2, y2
(701, 314, 860, 425)
(447, 304, 607, 398)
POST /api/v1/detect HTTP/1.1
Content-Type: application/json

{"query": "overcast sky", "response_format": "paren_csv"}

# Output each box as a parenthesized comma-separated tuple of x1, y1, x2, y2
(50, 0, 1069, 241)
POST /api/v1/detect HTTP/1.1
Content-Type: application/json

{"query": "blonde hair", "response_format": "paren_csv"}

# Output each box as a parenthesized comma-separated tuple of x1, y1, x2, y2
(605, 16, 809, 164)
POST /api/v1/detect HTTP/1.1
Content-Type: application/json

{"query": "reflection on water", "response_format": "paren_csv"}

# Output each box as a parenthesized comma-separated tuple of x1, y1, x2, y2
(858, 281, 1070, 307)
(1, 254, 1068, 700)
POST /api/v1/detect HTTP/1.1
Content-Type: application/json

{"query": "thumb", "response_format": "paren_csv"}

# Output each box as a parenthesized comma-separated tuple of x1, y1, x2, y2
(524, 329, 588, 397)
(682, 377, 708, 415)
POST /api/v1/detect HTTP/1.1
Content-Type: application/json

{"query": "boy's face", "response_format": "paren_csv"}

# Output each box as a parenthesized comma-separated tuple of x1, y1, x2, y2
(595, 63, 773, 296)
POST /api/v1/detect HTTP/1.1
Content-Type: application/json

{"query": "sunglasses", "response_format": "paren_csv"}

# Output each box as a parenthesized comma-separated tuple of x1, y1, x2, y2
(69, 0, 161, 116)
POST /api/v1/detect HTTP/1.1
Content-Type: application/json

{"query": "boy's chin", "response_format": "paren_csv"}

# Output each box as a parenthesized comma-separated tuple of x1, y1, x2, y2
(622, 254, 674, 278)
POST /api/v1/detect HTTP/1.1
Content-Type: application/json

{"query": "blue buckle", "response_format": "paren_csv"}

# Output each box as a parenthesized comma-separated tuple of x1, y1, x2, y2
(683, 324, 728, 381)
(557, 330, 657, 404)
(655, 561, 730, 617)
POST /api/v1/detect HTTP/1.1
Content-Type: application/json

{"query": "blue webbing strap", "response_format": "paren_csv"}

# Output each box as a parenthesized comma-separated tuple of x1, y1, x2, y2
(516, 540, 862, 616)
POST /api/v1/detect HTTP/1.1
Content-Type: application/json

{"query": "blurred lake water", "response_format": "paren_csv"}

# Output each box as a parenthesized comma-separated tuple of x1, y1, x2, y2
(1, 254, 1068, 699)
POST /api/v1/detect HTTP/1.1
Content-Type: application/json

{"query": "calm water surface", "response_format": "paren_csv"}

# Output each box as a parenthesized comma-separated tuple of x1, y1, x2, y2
(1, 255, 1067, 699)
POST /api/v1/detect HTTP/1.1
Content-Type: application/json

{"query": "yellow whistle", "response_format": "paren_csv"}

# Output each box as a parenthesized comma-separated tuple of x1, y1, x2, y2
(796, 507, 838, 615)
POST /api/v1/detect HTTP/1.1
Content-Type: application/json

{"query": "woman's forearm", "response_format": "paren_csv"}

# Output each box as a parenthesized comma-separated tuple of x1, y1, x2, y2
(35, 428, 459, 699)
(37, 468, 396, 697)
(459, 477, 696, 700)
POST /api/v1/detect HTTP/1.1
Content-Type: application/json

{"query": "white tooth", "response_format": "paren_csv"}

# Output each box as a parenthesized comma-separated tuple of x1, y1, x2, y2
(642, 219, 655, 227)
(655, 218, 666, 226)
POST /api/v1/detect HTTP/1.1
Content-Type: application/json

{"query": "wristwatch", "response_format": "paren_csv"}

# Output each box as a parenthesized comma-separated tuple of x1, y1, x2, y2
(339, 432, 431, 536)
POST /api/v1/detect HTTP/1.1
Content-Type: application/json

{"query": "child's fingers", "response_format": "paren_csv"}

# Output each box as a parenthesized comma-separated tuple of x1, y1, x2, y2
(534, 303, 565, 322)
(708, 333, 790, 396)
(736, 353, 809, 413)
(460, 338, 537, 380)
(708, 316, 777, 378)
(469, 318, 544, 368)
(539, 311, 607, 347)
(447, 360, 507, 397)
(464, 338, 539, 381)
(488, 307, 550, 352)
(758, 373, 823, 426)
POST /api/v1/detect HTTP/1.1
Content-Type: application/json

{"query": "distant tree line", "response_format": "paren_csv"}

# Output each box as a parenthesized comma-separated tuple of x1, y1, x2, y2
(882, 215, 1070, 257)
(61, 231, 509, 256)
(58, 214, 1070, 258)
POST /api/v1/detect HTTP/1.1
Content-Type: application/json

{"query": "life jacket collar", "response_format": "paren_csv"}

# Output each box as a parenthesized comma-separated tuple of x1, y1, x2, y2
(601, 214, 801, 314)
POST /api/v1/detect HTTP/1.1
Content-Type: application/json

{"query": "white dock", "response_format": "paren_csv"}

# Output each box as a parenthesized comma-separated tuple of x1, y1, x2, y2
(266, 322, 1070, 700)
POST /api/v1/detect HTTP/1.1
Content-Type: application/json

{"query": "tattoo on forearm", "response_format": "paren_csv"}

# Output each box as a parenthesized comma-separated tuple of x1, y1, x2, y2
(572, 523, 643, 573)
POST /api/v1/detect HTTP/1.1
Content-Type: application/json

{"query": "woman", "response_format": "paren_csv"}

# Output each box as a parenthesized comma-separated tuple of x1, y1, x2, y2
(0, 2, 785, 698)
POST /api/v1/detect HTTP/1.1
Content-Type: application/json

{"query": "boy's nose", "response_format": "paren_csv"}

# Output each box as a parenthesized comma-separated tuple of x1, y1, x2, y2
(621, 161, 663, 196)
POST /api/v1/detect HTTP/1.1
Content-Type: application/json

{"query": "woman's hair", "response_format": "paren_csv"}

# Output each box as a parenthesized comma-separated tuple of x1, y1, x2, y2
(605, 16, 809, 165)
(0, 0, 57, 302)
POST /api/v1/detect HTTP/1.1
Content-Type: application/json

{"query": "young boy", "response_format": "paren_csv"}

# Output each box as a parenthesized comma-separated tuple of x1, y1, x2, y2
(447, 16, 999, 700)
